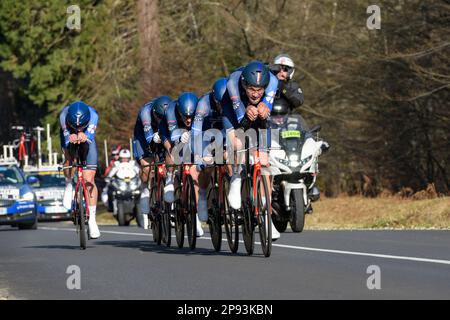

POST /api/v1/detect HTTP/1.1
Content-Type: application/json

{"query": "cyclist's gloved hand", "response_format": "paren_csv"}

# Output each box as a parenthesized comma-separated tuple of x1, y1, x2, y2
(245, 105, 258, 122)
(181, 131, 190, 144)
(257, 102, 270, 120)
(153, 132, 161, 144)
(69, 134, 78, 144)
(77, 132, 88, 143)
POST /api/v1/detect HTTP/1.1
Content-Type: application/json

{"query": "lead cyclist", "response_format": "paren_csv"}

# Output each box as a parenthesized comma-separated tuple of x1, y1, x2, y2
(222, 61, 281, 240)
(60, 101, 101, 239)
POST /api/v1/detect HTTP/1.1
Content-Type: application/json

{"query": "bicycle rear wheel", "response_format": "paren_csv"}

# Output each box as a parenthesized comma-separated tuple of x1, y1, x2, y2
(77, 185, 87, 250)
(208, 176, 222, 252)
(174, 174, 184, 248)
(222, 173, 239, 253)
(185, 175, 197, 250)
(257, 174, 272, 257)
(160, 178, 171, 247)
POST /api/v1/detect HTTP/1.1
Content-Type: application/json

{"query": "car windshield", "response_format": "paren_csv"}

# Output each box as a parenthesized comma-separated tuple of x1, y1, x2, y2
(0, 166, 25, 185)
(29, 172, 66, 188)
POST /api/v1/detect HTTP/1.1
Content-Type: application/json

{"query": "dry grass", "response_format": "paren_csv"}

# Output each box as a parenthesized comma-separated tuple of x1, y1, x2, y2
(306, 196, 450, 230)
(96, 205, 130, 225)
(96, 197, 450, 230)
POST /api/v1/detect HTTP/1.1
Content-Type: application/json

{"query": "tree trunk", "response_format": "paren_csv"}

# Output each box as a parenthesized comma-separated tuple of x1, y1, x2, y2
(137, 0, 160, 97)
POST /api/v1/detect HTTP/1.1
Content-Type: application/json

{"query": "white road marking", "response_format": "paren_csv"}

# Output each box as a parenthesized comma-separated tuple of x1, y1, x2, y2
(39, 226, 450, 266)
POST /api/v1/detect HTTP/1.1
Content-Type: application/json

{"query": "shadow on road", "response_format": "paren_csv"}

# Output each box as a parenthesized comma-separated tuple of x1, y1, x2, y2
(93, 239, 265, 258)
(23, 245, 94, 250)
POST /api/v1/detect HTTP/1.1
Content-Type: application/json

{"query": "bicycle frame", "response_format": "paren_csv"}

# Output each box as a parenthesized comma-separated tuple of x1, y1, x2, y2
(181, 164, 193, 214)
(154, 163, 166, 205)
(246, 147, 272, 218)
(73, 165, 90, 221)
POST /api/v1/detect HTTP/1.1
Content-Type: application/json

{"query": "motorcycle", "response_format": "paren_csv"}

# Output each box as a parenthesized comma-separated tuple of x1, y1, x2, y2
(108, 162, 142, 226)
(269, 114, 329, 233)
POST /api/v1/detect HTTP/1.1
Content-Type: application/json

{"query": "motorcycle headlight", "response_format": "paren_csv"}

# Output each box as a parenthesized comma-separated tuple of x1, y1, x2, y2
(21, 191, 34, 201)
(275, 157, 289, 166)
(119, 182, 128, 192)
(300, 155, 313, 167)
(289, 154, 299, 162)
(130, 180, 139, 191)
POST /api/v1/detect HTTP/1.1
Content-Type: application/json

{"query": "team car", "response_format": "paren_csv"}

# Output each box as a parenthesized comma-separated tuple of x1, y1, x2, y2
(0, 161, 38, 229)
(26, 168, 71, 221)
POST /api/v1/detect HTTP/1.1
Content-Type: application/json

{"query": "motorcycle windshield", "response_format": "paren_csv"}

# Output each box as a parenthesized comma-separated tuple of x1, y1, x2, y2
(269, 114, 309, 154)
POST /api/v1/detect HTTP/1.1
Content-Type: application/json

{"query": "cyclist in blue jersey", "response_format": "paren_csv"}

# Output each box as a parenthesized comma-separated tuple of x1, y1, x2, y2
(222, 61, 280, 240)
(132, 96, 172, 229)
(192, 78, 228, 223)
(60, 101, 100, 239)
(164, 92, 205, 237)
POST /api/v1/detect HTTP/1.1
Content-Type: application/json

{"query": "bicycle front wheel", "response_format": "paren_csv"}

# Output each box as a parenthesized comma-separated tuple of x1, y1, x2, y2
(150, 185, 161, 245)
(78, 185, 87, 250)
(160, 178, 171, 247)
(256, 174, 272, 257)
(241, 174, 255, 255)
(222, 173, 239, 253)
(185, 175, 197, 250)
(208, 179, 222, 252)
(174, 174, 184, 248)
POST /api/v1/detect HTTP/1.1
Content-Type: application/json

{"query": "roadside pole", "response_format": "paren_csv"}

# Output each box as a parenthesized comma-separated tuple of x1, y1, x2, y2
(34, 126, 44, 168)
(104, 139, 108, 167)
(47, 124, 52, 166)
(129, 138, 133, 160)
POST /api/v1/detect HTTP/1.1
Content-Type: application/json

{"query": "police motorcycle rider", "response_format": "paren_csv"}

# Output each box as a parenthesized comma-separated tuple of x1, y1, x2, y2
(270, 54, 304, 112)
(101, 149, 140, 214)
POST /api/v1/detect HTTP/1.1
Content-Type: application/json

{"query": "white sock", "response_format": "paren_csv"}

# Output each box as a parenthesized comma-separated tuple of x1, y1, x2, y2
(88, 206, 97, 221)
(140, 188, 150, 215)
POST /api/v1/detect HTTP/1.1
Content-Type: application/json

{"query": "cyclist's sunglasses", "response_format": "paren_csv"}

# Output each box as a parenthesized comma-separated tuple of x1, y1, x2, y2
(181, 114, 193, 123)
(153, 110, 164, 121)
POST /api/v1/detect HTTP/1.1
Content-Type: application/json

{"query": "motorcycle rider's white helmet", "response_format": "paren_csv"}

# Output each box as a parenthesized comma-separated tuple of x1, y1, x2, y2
(273, 54, 295, 80)
(119, 149, 131, 160)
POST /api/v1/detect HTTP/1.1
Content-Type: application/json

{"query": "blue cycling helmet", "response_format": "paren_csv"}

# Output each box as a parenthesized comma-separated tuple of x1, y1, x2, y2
(66, 101, 91, 130)
(212, 77, 228, 103)
(177, 92, 198, 118)
(152, 95, 171, 119)
(240, 61, 270, 88)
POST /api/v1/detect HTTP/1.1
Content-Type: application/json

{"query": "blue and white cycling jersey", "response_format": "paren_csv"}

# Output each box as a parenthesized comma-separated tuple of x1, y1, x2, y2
(59, 105, 98, 148)
(226, 67, 278, 123)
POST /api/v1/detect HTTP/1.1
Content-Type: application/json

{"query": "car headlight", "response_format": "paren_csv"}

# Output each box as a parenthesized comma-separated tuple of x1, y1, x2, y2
(21, 192, 34, 201)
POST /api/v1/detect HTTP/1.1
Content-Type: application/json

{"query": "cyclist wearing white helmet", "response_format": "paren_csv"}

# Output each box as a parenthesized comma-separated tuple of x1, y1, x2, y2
(270, 54, 304, 112)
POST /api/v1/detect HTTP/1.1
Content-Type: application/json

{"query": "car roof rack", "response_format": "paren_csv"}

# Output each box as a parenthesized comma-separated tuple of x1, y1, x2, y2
(23, 164, 62, 173)
(0, 157, 19, 166)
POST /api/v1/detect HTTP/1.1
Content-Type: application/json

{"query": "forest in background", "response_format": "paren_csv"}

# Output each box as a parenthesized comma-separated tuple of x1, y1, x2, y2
(0, 0, 448, 197)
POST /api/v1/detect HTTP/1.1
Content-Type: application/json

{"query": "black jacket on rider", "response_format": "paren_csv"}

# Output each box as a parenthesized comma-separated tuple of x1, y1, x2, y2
(275, 78, 304, 112)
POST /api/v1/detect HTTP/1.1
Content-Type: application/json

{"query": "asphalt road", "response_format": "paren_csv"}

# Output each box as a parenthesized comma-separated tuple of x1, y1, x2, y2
(1, 222, 449, 300)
